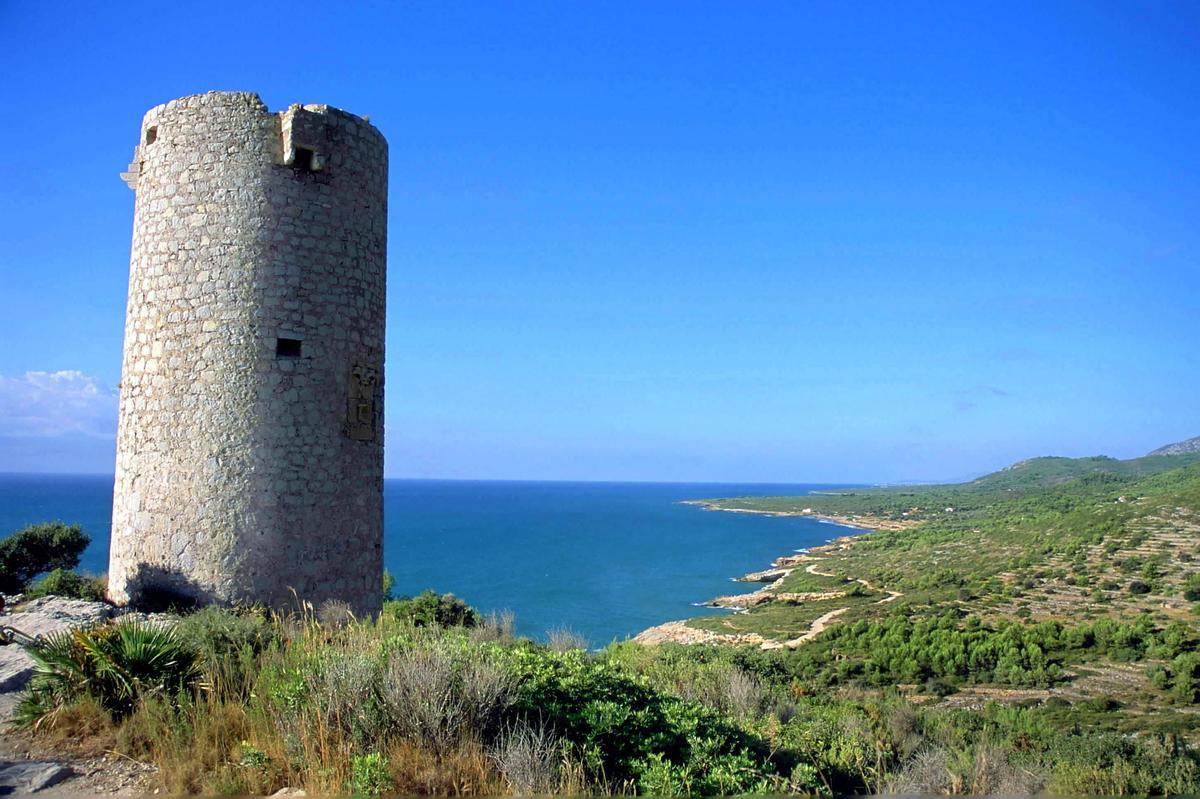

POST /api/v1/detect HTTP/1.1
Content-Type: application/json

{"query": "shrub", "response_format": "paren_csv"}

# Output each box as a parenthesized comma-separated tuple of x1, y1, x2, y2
(381, 642, 514, 754)
(469, 610, 516, 644)
(15, 620, 199, 726)
(317, 599, 354, 628)
(26, 568, 105, 601)
(1147, 664, 1171, 691)
(173, 607, 275, 700)
(307, 650, 387, 749)
(1171, 653, 1200, 704)
(547, 626, 589, 652)
(347, 752, 394, 796)
(491, 721, 561, 795)
(504, 646, 781, 792)
(383, 590, 478, 628)
(1077, 697, 1120, 713)
(1128, 580, 1152, 595)
(886, 742, 1042, 795)
(0, 523, 90, 593)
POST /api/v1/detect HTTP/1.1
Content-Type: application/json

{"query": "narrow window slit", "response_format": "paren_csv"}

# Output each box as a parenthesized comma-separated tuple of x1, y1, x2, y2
(145, 126, 158, 145)
(276, 338, 302, 358)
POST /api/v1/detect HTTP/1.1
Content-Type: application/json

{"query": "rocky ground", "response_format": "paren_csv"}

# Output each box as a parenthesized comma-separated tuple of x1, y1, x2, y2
(0, 596, 156, 795)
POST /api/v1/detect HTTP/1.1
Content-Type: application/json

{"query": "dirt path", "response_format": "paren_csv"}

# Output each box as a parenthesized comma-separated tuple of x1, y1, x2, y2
(763, 560, 903, 648)
(0, 731, 155, 796)
(804, 560, 903, 602)
(637, 559, 904, 650)
(760, 606, 850, 650)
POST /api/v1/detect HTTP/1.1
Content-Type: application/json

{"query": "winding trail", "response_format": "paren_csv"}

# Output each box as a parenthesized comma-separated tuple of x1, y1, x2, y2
(760, 606, 851, 650)
(804, 560, 904, 603)
(762, 560, 903, 648)
(635, 558, 904, 650)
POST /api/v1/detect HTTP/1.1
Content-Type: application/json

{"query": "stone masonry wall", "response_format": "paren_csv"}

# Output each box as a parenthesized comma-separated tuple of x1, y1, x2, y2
(108, 92, 387, 615)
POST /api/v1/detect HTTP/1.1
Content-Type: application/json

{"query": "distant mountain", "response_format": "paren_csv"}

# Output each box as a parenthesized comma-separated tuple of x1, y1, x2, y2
(968, 450, 1200, 491)
(1147, 435, 1200, 457)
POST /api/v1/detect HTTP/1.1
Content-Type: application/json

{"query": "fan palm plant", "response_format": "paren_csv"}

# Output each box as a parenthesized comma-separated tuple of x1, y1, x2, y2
(14, 620, 199, 728)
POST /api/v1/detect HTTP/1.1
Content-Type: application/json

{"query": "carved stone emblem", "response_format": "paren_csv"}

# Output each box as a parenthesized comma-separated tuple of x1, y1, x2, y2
(346, 363, 378, 441)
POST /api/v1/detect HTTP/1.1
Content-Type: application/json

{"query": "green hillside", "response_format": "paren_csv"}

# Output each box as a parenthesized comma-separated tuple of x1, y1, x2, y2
(968, 452, 1200, 491)
(702, 449, 1200, 518)
(12, 452, 1200, 796)
(659, 453, 1200, 758)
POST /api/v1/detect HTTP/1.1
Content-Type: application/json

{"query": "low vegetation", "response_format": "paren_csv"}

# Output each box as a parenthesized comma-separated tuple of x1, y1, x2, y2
(25, 568, 106, 601)
(8, 591, 1200, 796)
(670, 454, 1200, 756)
(6, 448, 1200, 795)
(0, 522, 90, 594)
(12, 597, 814, 795)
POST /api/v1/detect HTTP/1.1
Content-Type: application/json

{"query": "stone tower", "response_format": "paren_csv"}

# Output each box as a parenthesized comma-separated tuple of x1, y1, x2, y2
(109, 92, 387, 615)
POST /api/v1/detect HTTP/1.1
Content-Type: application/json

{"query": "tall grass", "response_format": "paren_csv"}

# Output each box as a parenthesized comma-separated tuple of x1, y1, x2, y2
(106, 609, 518, 794)
(16, 602, 1200, 796)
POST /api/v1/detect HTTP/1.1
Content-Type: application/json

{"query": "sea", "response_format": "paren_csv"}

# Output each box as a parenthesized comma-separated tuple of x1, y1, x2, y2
(0, 475, 859, 646)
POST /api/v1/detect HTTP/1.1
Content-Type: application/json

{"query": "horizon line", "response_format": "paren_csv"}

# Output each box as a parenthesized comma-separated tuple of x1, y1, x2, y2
(0, 471, 889, 488)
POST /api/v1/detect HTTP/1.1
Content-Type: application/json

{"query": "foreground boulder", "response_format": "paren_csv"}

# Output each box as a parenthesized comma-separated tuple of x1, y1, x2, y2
(0, 761, 73, 793)
(0, 597, 114, 694)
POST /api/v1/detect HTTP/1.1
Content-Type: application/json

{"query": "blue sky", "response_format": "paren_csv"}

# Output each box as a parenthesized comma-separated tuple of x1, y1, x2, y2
(0, 2, 1197, 482)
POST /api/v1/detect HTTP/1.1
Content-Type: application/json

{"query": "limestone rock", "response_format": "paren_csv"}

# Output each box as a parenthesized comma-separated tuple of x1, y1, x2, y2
(0, 646, 34, 693)
(1148, 435, 1200, 456)
(0, 598, 113, 693)
(8, 598, 113, 635)
(0, 761, 73, 793)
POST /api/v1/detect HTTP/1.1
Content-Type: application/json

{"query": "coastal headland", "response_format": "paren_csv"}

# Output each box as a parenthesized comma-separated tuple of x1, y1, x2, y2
(680, 498, 920, 532)
(636, 519, 904, 648)
(635, 445, 1200, 749)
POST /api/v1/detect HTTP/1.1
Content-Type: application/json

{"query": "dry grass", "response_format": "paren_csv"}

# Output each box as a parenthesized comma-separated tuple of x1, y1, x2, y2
(92, 608, 535, 795)
(21, 695, 118, 755)
(546, 627, 589, 652)
(385, 739, 507, 796)
(884, 742, 1043, 796)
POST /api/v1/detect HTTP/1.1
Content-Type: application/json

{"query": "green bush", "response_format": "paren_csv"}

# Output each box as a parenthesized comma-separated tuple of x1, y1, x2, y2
(503, 646, 785, 793)
(14, 620, 200, 726)
(1170, 653, 1200, 704)
(0, 523, 90, 594)
(173, 606, 276, 699)
(347, 752, 394, 796)
(383, 590, 478, 628)
(25, 569, 105, 601)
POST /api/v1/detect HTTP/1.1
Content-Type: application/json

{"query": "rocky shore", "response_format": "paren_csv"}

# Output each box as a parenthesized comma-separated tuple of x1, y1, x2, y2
(681, 499, 918, 531)
(636, 507, 896, 648)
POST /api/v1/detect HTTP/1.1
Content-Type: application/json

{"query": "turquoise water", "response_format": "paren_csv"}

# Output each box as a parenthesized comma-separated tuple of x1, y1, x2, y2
(0, 475, 857, 645)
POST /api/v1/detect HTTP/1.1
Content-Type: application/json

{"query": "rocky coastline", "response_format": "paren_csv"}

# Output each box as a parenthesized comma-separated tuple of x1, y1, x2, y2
(634, 504, 876, 648)
(680, 499, 916, 531)
(636, 492, 926, 649)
